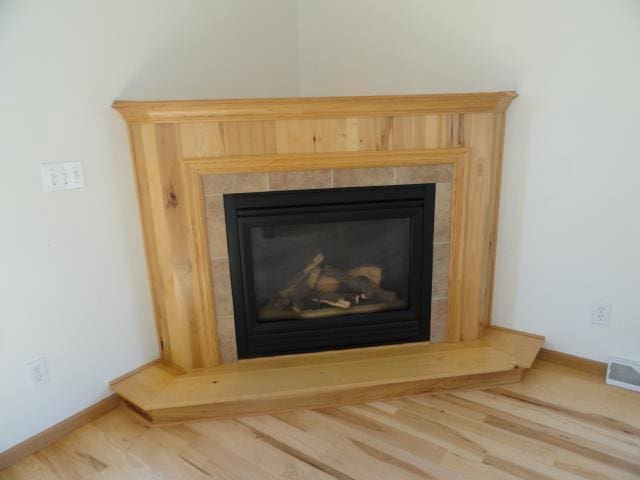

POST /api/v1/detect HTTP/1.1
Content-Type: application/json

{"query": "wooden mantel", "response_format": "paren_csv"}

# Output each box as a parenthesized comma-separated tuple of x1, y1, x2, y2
(113, 91, 517, 123)
(111, 91, 544, 423)
(113, 91, 519, 370)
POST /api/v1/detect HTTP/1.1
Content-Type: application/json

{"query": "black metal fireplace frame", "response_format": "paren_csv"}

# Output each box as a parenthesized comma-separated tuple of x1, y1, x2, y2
(224, 184, 436, 358)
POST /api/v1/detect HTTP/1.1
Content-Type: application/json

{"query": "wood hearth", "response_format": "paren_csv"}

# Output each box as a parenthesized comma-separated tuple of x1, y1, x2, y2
(110, 91, 544, 423)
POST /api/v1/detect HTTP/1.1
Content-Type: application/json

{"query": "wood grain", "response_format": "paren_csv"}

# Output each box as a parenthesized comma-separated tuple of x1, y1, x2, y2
(113, 91, 517, 123)
(186, 148, 466, 173)
(109, 328, 542, 424)
(128, 124, 171, 359)
(483, 326, 545, 368)
(458, 113, 500, 341)
(5, 358, 639, 479)
(0, 395, 120, 471)
(143, 124, 210, 367)
(537, 348, 607, 377)
(114, 93, 517, 369)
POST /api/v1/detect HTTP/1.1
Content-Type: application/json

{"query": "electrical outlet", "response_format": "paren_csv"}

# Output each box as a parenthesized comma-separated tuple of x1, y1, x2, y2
(40, 162, 85, 192)
(592, 302, 611, 326)
(27, 358, 50, 388)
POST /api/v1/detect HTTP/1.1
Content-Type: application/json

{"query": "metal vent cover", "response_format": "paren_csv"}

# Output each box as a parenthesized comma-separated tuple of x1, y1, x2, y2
(607, 357, 640, 393)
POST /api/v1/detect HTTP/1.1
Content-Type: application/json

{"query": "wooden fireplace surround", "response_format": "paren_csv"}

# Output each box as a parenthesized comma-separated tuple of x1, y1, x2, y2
(111, 92, 545, 424)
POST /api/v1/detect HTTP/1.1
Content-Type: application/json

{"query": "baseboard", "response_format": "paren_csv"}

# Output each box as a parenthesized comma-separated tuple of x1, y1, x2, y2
(538, 348, 607, 377)
(0, 394, 120, 471)
(4, 346, 582, 470)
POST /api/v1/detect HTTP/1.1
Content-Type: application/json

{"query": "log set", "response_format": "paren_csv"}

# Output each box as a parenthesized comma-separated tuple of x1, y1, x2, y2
(260, 251, 400, 319)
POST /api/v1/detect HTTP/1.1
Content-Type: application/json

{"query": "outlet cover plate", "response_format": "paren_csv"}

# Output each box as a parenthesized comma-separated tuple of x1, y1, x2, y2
(27, 357, 50, 388)
(592, 302, 611, 326)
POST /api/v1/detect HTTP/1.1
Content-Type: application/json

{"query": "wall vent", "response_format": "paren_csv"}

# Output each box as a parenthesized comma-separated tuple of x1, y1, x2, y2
(606, 357, 640, 393)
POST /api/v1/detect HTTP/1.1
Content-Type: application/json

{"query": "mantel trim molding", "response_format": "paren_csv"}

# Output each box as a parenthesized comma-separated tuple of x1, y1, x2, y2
(183, 149, 470, 366)
(113, 91, 517, 123)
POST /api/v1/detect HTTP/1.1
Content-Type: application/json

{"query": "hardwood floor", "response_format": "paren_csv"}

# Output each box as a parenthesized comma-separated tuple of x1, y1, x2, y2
(2, 359, 639, 479)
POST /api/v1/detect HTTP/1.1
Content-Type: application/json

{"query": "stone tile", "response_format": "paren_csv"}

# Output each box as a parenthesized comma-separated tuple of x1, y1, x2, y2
(202, 172, 268, 195)
(212, 258, 233, 317)
(396, 164, 453, 184)
(205, 195, 228, 259)
(216, 315, 238, 364)
(434, 183, 452, 243)
(207, 221, 228, 259)
(205, 195, 225, 221)
(268, 170, 332, 191)
(332, 167, 395, 188)
(432, 243, 450, 299)
(430, 298, 448, 343)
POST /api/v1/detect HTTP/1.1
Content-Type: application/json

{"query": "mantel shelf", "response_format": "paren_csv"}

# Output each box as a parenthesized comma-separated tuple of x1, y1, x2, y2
(111, 326, 543, 425)
(112, 91, 517, 123)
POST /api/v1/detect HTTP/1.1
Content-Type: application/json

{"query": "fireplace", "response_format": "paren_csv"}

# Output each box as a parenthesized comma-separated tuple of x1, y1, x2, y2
(224, 184, 436, 358)
(110, 92, 548, 424)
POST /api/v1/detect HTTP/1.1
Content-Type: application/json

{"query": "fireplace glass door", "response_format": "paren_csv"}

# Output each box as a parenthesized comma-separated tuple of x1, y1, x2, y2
(224, 184, 435, 358)
(252, 216, 411, 321)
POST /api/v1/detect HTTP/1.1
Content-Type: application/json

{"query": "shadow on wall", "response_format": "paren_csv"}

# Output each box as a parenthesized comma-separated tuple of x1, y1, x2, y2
(492, 94, 534, 324)
(117, 1, 299, 100)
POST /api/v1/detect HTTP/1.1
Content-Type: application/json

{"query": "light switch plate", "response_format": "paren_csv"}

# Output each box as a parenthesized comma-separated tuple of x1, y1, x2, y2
(41, 162, 85, 192)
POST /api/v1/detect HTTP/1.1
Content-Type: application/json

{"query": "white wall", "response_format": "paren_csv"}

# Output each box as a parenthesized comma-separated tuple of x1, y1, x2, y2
(298, 0, 640, 362)
(0, 0, 299, 451)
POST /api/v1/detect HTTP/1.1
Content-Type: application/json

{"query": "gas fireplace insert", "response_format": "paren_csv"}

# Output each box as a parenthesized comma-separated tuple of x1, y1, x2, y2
(224, 183, 435, 358)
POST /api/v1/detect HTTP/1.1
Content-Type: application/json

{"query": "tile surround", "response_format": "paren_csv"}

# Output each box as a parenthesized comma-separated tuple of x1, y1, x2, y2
(396, 164, 453, 184)
(211, 258, 233, 317)
(205, 196, 227, 259)
(205, 165, 453, 362)
(434, 183, 452, 243)
(203, 172, 268, 196)
(430, 298, 449, 343)
(216, 316, 238, 363)
(268, 170, 332, 191)
(431, 243, 450, 300)
(332, 167, 396, 187)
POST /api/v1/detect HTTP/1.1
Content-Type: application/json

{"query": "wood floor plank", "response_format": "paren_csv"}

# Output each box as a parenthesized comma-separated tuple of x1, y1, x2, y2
(392, 399, 588, 480)
(315, 406, 448, 465)
(158, 425, 286, 480)
(3, 359, 639, 480)
(452, 389, 640, 452)
(340, 404, 487, 462)
(498, 360, 640, 432)
(394, 398, 558, 465)
(0, 455, 62, 480)
(189, 419, 337, 479)
(238, 416, 356, 480)
(125, 431, 222, 479)
(276, 409, 455, 479)
(240, 414, 427, 480)
(445, 391, 640, 474)
(553, 449, 640, 480)
(439, 452, 521, 480)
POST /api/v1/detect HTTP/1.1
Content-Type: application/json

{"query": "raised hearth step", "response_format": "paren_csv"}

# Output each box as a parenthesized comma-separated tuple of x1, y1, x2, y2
(111, 326, 543, 425)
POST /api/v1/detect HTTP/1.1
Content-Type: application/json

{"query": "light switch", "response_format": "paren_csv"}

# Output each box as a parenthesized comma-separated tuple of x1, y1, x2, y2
(41, 162, 85, 192)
